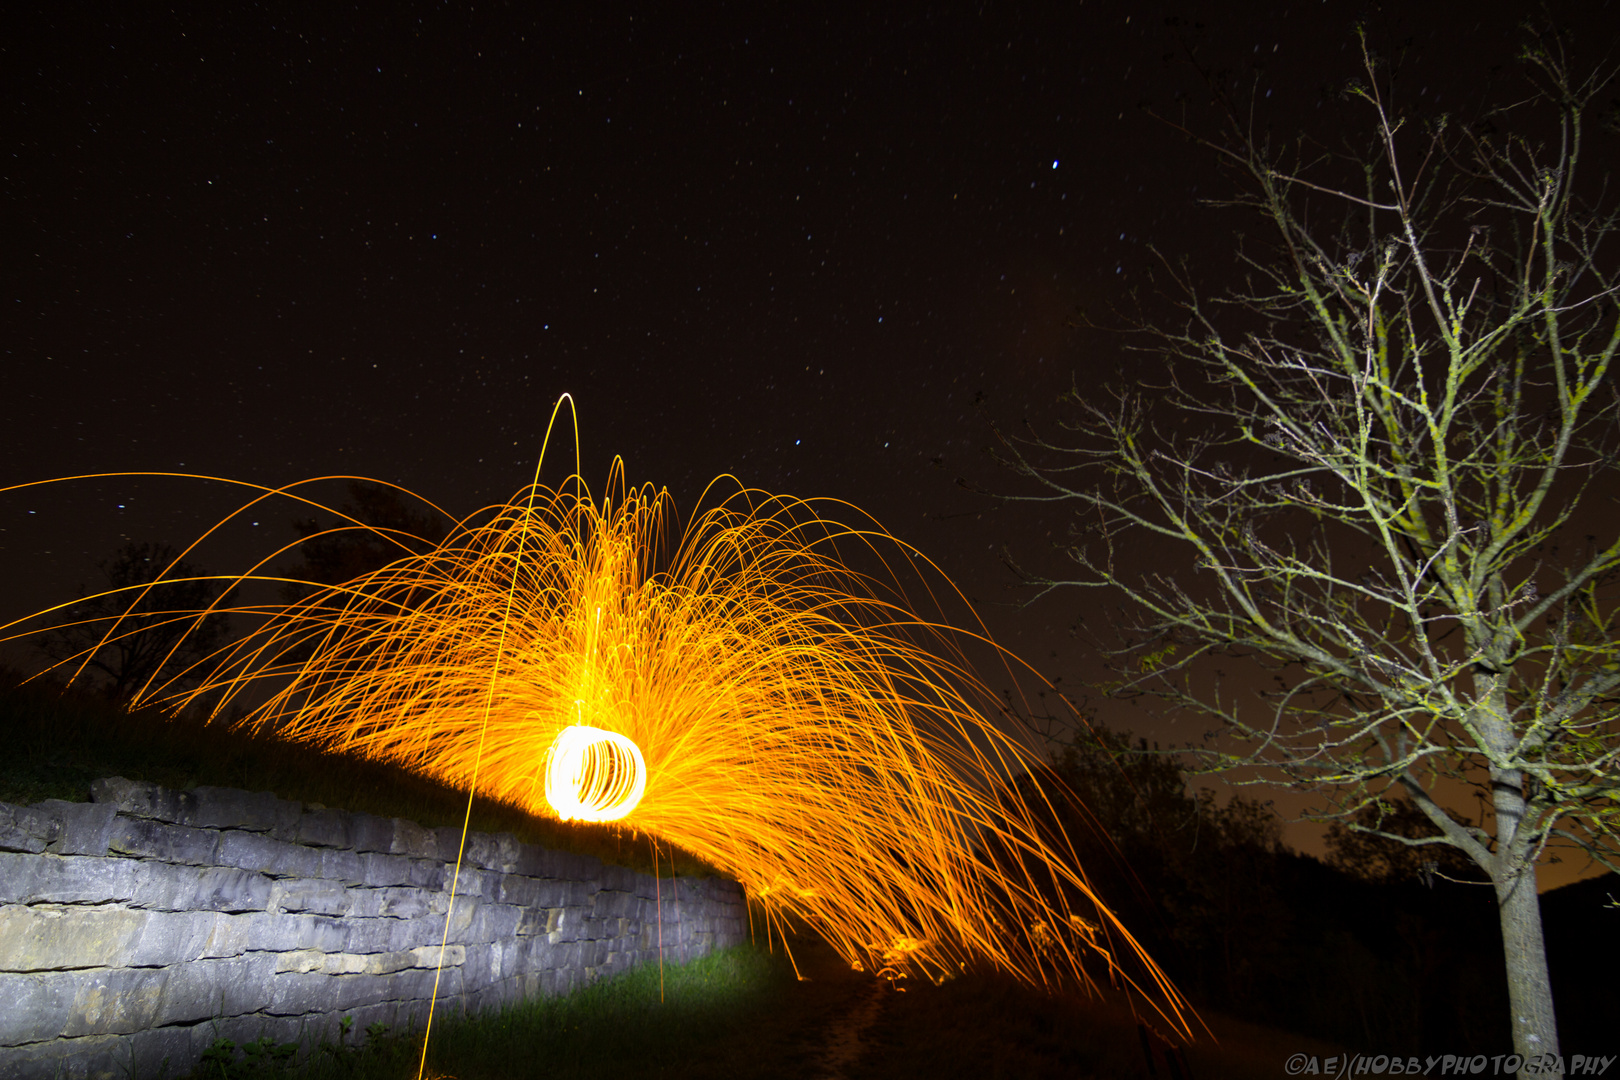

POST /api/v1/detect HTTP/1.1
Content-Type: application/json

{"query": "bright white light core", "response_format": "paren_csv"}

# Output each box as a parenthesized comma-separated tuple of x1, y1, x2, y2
(544, 725, 647, 822)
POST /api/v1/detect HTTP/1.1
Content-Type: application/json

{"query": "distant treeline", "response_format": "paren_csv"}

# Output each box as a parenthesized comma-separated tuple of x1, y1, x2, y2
(1035, 726, 1618, 1058)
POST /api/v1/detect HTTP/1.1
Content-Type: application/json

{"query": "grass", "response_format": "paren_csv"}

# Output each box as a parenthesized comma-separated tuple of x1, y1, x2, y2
(169, 934, 1353, 1080)
(171, 943, 801, 1080)
(0, 669, 713, 877)
(405, 944, 801, 1080)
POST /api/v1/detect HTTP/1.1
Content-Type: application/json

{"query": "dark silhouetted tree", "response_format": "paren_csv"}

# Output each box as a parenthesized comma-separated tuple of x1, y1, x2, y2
(36, 541, 230, 702)
(1327, 796, 1485, 887)
(280, 481, 451, 598)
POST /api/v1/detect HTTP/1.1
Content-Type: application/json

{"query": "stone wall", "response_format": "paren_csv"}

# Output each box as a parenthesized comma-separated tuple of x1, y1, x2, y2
(0, 777, 748, 1080)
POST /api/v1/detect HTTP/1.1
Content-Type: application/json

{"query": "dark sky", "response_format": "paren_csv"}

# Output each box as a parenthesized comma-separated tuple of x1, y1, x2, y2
(5, 1, 1614, 871)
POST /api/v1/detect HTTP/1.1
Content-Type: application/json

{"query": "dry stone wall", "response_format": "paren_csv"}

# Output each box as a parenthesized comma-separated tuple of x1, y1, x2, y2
(0, 777, 747, 1080)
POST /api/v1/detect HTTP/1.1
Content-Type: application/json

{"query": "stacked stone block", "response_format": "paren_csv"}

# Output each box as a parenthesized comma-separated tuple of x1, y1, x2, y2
(0, 778, 747, 1080)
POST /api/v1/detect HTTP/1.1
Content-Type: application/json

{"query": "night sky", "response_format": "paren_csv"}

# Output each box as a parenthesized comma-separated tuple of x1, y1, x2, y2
(6, 2, 1614, 867)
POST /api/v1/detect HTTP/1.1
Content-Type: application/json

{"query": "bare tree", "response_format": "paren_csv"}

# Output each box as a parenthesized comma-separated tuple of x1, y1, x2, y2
(993, 31, 1619, 1070)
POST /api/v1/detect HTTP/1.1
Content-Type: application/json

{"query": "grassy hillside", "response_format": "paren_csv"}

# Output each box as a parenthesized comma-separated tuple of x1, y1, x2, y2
(0, 670, 711, 878)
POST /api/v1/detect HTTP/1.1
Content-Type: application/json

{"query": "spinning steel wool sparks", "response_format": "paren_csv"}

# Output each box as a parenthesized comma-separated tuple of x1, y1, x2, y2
(545, 724, 647, 822)
(4, 415, 1192, 1035)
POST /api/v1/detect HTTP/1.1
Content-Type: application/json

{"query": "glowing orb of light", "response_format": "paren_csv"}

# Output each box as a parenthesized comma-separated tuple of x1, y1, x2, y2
(545, 724, 647, 822)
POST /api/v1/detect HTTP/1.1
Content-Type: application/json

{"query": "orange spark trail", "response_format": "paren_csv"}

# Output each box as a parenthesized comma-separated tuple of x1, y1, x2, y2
(4, 455, 1195, 1037)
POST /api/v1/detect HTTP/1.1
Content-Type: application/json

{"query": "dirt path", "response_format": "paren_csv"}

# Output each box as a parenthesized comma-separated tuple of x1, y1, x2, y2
(796, 946, 889, 1079)
(636, 936, 1347, 1080)
(732, 939, 894, 1080)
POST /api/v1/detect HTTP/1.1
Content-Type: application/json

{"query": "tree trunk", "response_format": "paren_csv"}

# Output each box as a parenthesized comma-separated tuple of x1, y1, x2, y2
(1494, 844, 1560, 1073)
(1478, 678, 1561, 1074)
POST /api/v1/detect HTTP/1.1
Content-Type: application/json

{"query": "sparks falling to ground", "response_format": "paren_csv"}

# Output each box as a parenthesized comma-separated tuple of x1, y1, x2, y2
(5, 420, 1191, 1034)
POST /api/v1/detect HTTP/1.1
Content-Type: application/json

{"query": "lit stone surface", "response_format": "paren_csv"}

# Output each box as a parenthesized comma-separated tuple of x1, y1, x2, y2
(0, 778, 746, 1079)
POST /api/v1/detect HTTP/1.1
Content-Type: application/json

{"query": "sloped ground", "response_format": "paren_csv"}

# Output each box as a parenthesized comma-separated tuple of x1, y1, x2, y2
(844, 958, 1349, 1080)
(527, 931, 1350, 1080)
(159, 916, 1343, 1079)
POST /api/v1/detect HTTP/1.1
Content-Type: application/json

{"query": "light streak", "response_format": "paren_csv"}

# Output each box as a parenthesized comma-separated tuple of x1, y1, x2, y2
(2, 422, 1196, 1038)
